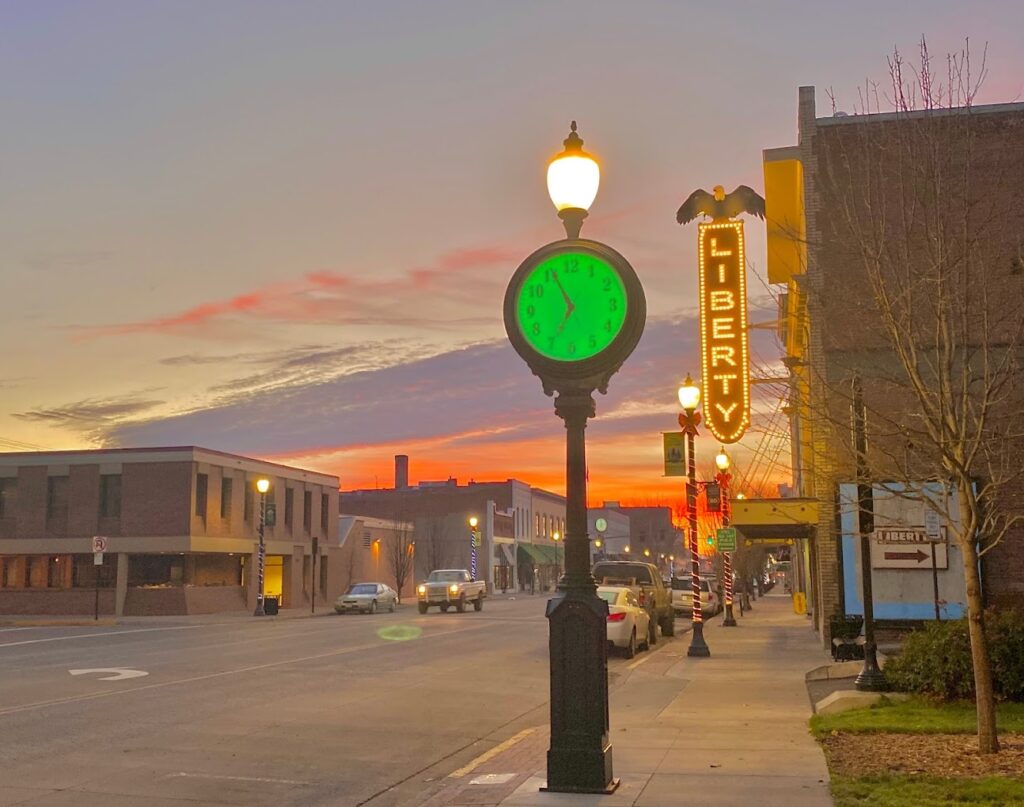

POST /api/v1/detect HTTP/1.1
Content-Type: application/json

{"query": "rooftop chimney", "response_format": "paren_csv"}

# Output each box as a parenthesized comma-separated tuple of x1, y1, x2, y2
(395, 455, 409, 490)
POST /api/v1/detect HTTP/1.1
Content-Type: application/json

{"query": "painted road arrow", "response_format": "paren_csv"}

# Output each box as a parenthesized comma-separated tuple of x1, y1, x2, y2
(883, 549, 928, 563)
(69, 668, 149, 681)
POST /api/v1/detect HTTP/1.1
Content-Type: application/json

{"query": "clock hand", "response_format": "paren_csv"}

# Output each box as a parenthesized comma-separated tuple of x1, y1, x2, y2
(552, 271, 576, 333)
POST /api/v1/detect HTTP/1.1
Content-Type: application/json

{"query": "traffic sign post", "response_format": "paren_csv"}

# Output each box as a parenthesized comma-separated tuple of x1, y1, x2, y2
(91, 537, 107, 622)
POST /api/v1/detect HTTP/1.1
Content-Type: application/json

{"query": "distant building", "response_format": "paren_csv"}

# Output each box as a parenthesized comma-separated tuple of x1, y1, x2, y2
(0, 447, 339, 616)
(599, 502, 683, 574)
(587, 507, 630, 560)
(337, 515, 415, 600)
(341, 456, 565, 593)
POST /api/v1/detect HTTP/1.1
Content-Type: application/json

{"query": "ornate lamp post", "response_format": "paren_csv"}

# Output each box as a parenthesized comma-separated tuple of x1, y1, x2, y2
(253, 478, 270, 617)
(716, 447, 737, 627)
(679, 374, 710, 657)
(503, 122, 646, 794)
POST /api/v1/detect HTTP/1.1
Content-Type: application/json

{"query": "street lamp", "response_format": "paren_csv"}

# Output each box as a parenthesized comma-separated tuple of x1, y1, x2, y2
(547, 121, 600, 239)
(468, 516, 480, 581)
(552, 531, 561, 580)
(679, 374, 710, 657)
(254, 478, 270, 616)
(716, 447, 737, 627)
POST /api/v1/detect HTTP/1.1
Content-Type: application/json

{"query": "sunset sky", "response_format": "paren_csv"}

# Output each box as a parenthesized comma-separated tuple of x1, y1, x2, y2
(2, 3, 1022, 505)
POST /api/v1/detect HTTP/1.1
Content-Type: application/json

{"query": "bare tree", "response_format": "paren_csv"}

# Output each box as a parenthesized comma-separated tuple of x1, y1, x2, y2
(419, 516, 451, 574)
(819, 39, 1024, 754)
(385, 495, 415, 602)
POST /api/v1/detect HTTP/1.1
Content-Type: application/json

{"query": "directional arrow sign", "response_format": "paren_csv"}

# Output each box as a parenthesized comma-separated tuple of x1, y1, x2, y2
(871, 538, 947, 570)
(883, 549, 928, 563)
(69, 668, 148, 681)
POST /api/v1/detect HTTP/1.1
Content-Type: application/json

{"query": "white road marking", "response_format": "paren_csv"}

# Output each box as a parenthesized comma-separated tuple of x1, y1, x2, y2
(470, 773, 515, 785)
(69, 668, 149, 681)
(626, 651, 656, 670)
(167, 772, 312, 786)
(0, 625, 204, 649)
(0, 622, 490, 717)
(449, 728, 536, 778)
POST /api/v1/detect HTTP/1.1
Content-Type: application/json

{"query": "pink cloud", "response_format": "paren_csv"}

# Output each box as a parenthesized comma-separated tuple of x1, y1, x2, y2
(73, 243, 520, 340)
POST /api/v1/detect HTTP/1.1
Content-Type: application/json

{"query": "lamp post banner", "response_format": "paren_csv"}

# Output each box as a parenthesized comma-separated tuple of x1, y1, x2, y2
(663, 432, 686, 476)
(697, 221, 750, 444)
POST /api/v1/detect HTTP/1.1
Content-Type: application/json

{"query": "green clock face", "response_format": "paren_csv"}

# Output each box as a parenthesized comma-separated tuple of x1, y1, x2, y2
(515, 251, 628, 361)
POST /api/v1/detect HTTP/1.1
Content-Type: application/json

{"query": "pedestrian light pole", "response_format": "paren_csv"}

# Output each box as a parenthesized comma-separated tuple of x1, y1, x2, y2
(716, 447, 737, 627)
(552, 531, 561, 581)
(679, 374, 710, 657)
(469, 516, 480, 581)
(254, 478, 270, 617)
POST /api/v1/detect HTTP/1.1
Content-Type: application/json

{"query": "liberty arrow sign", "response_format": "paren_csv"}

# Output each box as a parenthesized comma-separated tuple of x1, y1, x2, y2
(69, 668, 149, 681)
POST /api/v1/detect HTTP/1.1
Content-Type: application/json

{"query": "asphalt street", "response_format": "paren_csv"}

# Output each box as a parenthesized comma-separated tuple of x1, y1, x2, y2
(0, 596, 683, 807)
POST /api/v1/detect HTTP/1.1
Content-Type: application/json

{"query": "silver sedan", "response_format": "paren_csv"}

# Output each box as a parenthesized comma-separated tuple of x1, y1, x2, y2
(334, 583, 398, 614)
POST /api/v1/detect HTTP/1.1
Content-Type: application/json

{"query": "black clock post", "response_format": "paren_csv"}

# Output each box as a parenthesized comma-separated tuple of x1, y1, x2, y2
(503, 124, 646, 794)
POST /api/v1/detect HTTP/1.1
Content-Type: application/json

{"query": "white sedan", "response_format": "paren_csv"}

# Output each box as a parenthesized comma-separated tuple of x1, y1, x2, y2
(334, 582, 398, 614)
(597, 585, 651, 659)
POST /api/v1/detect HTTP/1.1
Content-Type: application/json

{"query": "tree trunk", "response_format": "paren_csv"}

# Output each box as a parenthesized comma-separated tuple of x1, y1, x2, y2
(958, 492, 999, 753)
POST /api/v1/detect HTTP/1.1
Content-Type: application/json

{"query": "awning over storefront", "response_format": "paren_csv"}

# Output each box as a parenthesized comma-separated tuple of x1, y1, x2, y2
(517, 543, 561, 565)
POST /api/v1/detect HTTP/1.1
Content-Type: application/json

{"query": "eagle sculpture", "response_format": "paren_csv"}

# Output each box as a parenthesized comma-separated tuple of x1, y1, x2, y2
(676, 184, 766, 225)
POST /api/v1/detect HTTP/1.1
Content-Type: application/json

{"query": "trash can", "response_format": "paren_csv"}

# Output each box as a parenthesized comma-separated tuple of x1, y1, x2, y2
(263, 596, 280, 616)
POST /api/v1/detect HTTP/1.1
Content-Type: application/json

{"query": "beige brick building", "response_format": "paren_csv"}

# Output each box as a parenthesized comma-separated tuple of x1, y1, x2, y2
(0, 447, 340, 616)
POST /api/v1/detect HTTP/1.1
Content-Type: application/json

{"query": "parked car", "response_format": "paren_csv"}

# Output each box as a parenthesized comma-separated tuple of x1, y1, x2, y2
(334, 582, 398, 614)
(670, 576, 721, 616)
(417, 569, 486, 614)
(597, 585, 651, 659)
(591, 560, 674, 645)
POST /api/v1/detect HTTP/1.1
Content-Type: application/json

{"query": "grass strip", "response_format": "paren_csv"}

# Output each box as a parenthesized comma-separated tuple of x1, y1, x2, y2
(811, 696, 1024, 736)
(830, 773, 1024, 806)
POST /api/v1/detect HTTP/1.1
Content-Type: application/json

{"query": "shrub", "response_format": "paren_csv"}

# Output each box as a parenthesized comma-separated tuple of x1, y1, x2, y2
(989, 609, 1024, 702)
(885, 619, 975, 700)
(885, 610, 1024, 702)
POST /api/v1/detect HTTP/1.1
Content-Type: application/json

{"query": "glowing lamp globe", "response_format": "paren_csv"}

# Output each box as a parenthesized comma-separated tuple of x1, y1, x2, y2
(715, 447, 731, 472)
(678, 374, 701, 412)
(256, 478, 270, 494)
(469, 516, 479, 528)
(547, 121, 599, 240)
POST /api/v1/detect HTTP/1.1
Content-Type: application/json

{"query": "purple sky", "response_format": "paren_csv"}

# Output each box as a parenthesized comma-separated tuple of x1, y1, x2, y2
(1, 2, 1022, 499)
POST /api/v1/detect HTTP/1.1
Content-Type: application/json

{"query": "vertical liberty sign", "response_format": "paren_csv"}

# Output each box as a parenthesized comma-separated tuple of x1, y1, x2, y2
(697, 220, 750, 443)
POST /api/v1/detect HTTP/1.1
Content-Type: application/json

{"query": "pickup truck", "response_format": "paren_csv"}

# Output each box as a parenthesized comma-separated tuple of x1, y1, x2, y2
(591, 560, 675, 644)
(417, 569, 486, 614)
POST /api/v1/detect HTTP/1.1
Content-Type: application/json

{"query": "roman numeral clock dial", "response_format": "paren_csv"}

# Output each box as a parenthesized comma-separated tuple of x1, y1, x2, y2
(504, 240, 645, 387)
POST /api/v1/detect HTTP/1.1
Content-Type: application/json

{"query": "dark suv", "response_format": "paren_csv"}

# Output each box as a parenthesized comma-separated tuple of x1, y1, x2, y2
(591, 560, 675, 645)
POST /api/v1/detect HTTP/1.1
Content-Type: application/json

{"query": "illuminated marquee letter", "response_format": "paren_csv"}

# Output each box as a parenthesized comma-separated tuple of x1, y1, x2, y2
(697, 221, 751, 443)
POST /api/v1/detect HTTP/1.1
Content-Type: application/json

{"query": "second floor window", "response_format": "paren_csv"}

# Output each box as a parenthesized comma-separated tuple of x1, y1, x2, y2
(220, 478, 233, 520)
(99, 474, 121, 518)
(47, 476, 69, 519)
(285, 488, 294, 528)
(303, 491, 312, 532)
(195, 474, 208, 517)
(320, 493, 329, 533)
(244, 486, 253, 524)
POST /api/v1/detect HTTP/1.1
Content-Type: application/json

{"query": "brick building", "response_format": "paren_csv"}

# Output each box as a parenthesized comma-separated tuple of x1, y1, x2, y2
(0, 447, 340, 616)
(765, 87, 1024, 639)
(341, 456, 565, 593)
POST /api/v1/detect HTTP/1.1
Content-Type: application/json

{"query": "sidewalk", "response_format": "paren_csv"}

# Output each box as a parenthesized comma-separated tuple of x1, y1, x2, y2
(424, 594, 832, 807)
